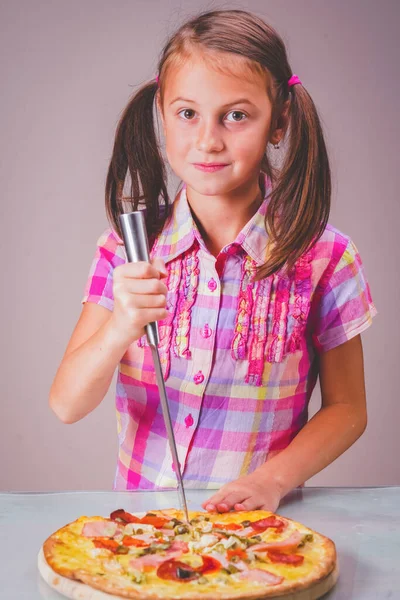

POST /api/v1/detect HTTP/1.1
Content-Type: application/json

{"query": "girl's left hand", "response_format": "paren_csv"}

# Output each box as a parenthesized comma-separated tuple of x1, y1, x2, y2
(201, 472, 283, 513)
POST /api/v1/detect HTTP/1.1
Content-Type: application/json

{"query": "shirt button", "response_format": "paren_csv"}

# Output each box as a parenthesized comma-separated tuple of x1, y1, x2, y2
(207, 278, 217, 291)
(201, 324, 212, 338)
(193, 371, 204, 384)
(185, 413, 194, 428)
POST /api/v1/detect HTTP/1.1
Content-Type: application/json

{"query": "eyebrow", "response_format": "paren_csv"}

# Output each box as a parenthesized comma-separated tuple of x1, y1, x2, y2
(169, 97, 257, 108)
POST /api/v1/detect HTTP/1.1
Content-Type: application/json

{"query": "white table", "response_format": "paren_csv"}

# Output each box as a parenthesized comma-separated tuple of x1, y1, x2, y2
(0, 486, 398, 599)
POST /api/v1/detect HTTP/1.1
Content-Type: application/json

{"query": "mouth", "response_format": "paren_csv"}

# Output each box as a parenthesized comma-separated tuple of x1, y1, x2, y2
(193, 163, 230, 172)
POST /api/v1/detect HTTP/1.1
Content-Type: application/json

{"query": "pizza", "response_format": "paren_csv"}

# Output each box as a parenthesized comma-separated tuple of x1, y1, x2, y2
(38, 507, 339, 599)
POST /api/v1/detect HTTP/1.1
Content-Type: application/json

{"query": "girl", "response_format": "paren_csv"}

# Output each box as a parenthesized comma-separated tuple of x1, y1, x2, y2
(49, 9, 377, 514)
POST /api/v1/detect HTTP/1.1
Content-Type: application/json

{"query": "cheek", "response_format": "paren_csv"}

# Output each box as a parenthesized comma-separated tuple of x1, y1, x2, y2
(165, 127, 190, 159)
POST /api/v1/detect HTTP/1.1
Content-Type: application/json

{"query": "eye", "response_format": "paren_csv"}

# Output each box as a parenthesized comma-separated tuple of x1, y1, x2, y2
(226, 111, 247, 122)
(177, 109, 248, 122)
(178, 109, 196, 120)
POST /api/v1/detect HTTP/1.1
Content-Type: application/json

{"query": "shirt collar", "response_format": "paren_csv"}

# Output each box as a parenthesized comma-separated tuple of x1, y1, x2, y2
(154, 173, 271, 266)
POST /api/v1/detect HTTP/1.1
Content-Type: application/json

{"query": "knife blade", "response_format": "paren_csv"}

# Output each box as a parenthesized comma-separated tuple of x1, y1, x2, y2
(119, 211, 190, 526)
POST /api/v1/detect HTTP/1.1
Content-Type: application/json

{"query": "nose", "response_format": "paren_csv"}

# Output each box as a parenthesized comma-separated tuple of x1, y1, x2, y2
(196, 119, 224, 153)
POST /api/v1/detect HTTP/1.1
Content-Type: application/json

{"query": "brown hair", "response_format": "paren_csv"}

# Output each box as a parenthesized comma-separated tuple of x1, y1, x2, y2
(105, 9, 331, 279)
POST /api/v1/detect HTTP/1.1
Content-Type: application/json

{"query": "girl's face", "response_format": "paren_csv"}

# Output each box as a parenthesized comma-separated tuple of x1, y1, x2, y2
(157, 54, 278, 198)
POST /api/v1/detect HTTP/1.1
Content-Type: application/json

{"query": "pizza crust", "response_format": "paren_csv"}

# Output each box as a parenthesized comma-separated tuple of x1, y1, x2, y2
(38, 509, 339, 600)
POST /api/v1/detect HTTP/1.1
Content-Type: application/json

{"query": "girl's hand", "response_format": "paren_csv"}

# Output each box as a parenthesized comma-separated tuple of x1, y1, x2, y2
(110, 257, 168, 345)
(201, 472, 283, 513)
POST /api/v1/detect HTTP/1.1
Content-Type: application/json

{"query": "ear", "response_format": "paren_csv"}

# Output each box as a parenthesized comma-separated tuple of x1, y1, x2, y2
(270, 100, 290, 145)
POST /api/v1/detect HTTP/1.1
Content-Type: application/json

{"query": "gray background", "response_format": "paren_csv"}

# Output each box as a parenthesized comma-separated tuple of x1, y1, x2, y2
(1, 0, 398, 491)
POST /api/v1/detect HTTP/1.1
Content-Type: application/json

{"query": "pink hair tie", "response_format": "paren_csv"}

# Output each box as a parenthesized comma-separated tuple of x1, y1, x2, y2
(288, 74, 302, 87)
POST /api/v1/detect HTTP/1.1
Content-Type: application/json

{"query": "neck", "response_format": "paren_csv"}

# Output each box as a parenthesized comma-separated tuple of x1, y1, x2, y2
(186, 175, 264, 257)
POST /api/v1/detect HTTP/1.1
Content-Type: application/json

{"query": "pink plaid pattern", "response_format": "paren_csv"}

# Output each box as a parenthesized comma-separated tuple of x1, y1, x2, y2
(82, 175, 377, 490)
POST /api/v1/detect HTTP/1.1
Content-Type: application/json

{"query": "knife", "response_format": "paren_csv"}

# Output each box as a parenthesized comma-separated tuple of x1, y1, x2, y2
(119, 211, 191, 526)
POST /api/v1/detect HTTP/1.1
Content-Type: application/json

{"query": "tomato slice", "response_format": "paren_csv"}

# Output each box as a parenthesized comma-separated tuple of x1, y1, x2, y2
(139, 515, 169, 528)
(122, 535, 149, 547)
(227, 548, 247, 561)
(268, 551, 304, 566)
(92, 537, 120, 551)
(214, 522, 243, 531)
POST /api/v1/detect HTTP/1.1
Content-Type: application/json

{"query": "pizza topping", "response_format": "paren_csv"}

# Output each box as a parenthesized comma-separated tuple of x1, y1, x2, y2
(91, 540, 128, 555)
(251, 530, 304, 552)
(122, 535, 150, 547)
(110, 509, 142, 524)
(109, 509, 169, 529)
(233, 526, 258, 538)
(82, 520, 119, 538)
(227, 547, 248, 561)
(249, 516, 286, 534)
(129, 549, 185, 571)
(267, 551, 305, 565)
(188, 533, 220, 552)
(140, 515, 170, 528)
(155, 528, 175, 537)
(298, 533, 314, 547)
(157, 560, 201, 582)
(234, 568, 284, 585)
(213, 522, 243, 531)
(157, 555, 222, 582)
(166, 540, 190, 553)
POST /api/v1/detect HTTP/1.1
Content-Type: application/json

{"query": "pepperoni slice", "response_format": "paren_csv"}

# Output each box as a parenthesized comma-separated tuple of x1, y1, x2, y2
(250, 517, 286, 534)
(195, 555, 221, 575)
(122, 535, 150, 547)
(156, 555, 222, 581)
(110, 509, 142, 524)
(157, 560, 201, 582)
(268, 551, 304, 566)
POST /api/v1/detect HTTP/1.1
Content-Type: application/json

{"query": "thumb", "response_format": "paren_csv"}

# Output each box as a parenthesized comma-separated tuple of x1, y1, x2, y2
(152, 257, 168, 278)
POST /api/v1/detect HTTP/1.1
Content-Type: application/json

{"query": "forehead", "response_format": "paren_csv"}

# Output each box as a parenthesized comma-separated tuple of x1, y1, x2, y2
(162, 50, 272, 103)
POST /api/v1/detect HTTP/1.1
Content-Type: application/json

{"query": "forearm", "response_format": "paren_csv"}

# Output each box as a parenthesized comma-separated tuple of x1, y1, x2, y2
(49, 319, 132, 424)
(257, 403, 367, 498)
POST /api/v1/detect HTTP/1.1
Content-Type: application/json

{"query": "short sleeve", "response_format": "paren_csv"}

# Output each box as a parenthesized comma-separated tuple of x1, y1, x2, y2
(312, 238, 378, 352)
(81, 228, 126, 312)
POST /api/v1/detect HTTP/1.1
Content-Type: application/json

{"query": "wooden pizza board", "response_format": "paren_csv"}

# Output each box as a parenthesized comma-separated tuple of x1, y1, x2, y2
(37, 545, 339, 600)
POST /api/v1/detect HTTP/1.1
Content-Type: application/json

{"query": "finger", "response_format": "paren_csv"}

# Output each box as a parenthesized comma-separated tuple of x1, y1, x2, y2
(152, 257, 168, 277)
(116, 261, 164, 281)
(114, 278, 168, 296)
(128, 293, 167, 310)
(233, 498, 259, 511)
(202, 489, 249, 512)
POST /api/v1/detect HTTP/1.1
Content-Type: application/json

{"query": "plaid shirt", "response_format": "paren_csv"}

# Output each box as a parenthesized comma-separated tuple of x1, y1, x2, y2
(82, 176, 377, 490)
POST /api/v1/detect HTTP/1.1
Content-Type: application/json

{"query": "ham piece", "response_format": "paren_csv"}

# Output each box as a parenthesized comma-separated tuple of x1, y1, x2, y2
(251, 531, 304, 552)
(82, 520, 119, 538)
(236, 568, 284, 585)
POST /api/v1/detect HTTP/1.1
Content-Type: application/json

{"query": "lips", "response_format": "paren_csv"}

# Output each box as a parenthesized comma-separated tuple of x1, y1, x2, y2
(193, 163, 229, 167)
(193, 163, 230, 173)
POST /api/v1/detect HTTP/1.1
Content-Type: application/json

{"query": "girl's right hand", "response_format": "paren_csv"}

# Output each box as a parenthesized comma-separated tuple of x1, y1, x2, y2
(109, 257, 169, 345)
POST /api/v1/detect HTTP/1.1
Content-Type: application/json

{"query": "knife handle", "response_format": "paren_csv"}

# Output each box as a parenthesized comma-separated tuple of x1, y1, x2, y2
(119, 212, 159, 347)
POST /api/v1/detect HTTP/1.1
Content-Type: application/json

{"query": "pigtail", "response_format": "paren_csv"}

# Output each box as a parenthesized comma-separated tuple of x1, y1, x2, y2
(105, 80, 171, 242)
(256, 84, 331, 279)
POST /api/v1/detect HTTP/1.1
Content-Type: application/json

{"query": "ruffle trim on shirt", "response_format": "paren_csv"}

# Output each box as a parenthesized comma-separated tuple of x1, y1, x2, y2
(137, 244, 314, 385)
(136, 246, 199, 380)
(232, 246, 314, 384)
